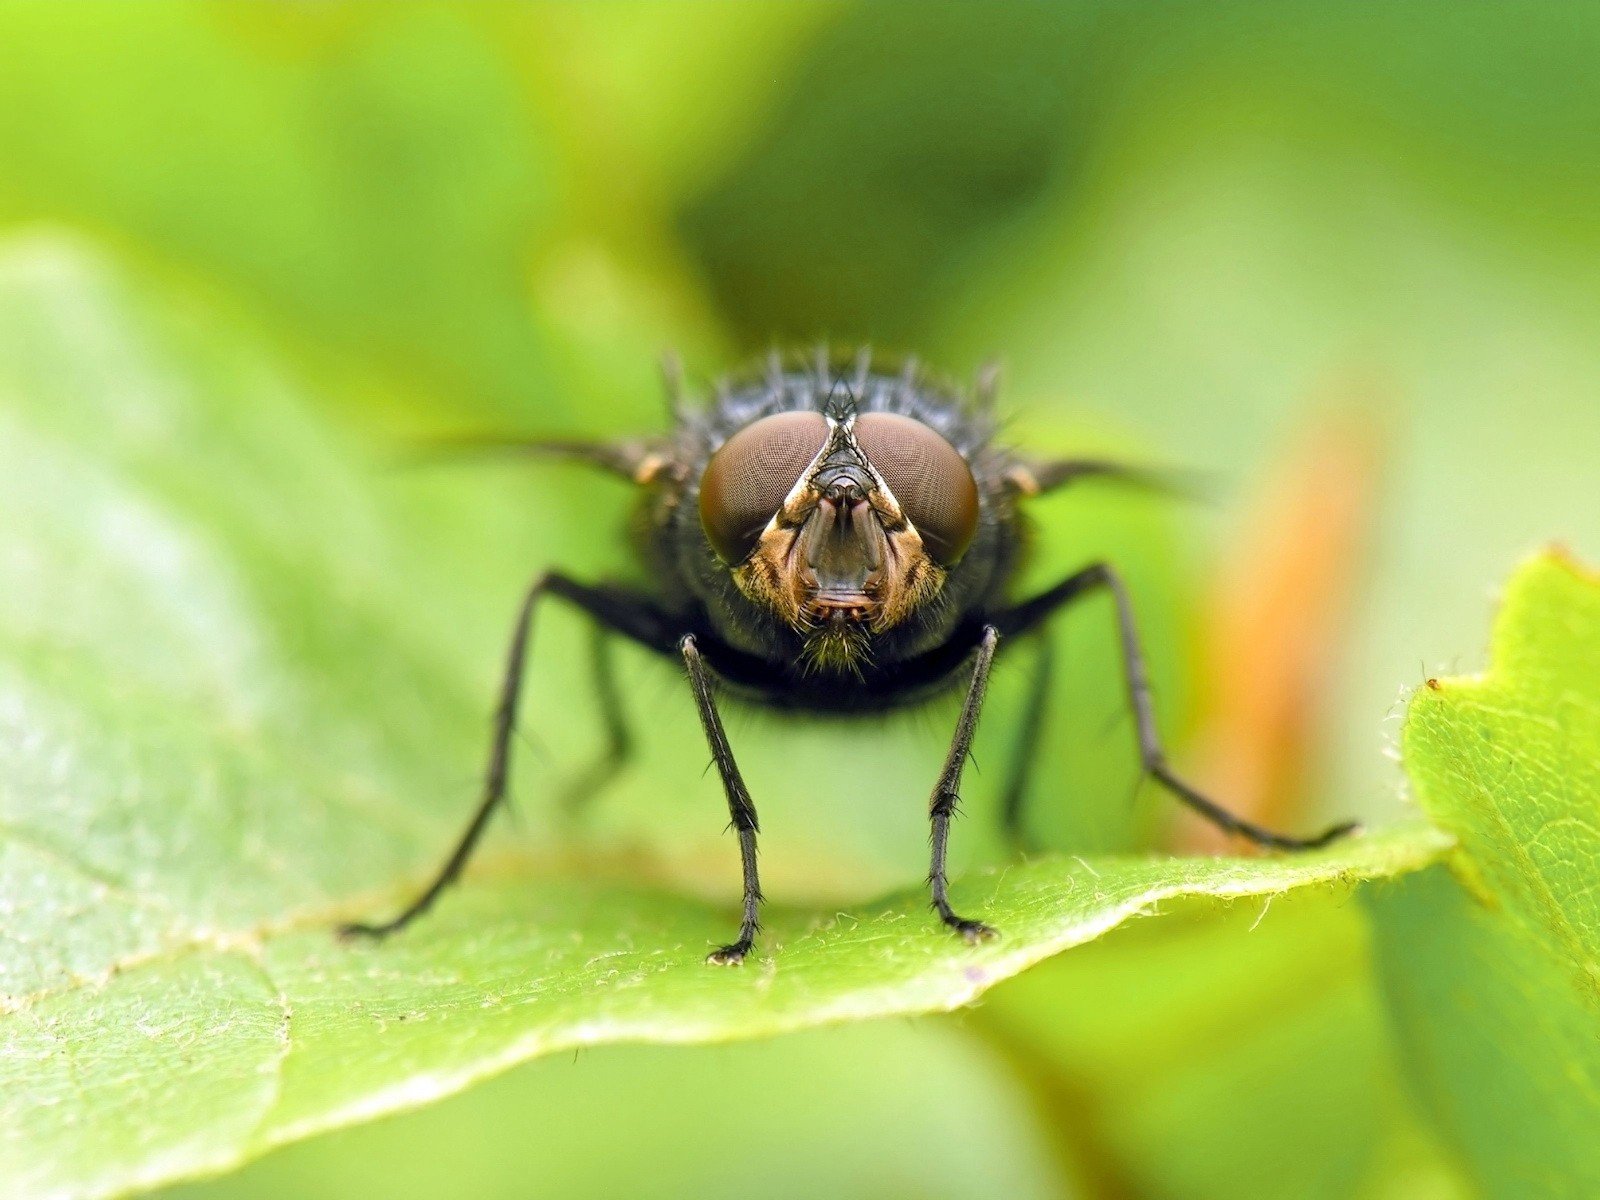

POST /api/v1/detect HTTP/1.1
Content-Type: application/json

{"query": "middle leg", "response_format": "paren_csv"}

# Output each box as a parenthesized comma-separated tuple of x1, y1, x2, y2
(999, 631, 1055, 852)
(928, 626, 1002, 943)
(556, 624, 634, 819)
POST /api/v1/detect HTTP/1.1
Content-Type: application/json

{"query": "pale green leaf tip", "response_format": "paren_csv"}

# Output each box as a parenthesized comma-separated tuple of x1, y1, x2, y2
(1400, 545, 1599, 884)
(1411, 546, 1600, 703)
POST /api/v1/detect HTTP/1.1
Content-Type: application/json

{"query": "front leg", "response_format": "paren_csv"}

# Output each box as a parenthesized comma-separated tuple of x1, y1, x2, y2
(680, 635, 764, 964)
(340, 573, 680, 939)
(927, 626, 1002, 943)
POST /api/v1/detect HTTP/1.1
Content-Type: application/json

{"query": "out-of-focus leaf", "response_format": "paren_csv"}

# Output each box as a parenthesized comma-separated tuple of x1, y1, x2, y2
(0, 2, 725, 424)
(1367, 552, 1600, 1200)
(978, 893, 1468, 1200)
(0, 235, 1448, 1198)
(524, 2, 840, 210)
(940, 14, 1600, 838)
(1178, 403, 1385, 851)
(677, 3, 1114, 351)
(155, 1023, 1079, 1200)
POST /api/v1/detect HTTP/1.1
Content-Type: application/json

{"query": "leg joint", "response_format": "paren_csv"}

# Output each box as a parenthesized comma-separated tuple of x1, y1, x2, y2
(930, 788, 961, 819)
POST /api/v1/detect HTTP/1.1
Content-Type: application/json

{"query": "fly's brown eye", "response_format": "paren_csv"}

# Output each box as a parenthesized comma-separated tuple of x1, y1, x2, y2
(854, 412, 979, 564)
(699, 410, 829, 563)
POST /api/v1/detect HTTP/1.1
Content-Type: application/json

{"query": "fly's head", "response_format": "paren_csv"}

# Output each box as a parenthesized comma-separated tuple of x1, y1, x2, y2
(697, 397, 980, 671)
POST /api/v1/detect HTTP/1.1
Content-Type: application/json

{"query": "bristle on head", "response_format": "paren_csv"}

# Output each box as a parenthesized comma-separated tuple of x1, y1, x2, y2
(659, 349, 687, 417)
(813, 343, 832, 391)
(851, 346, 872, 397)
(972, 360, 1002, 412)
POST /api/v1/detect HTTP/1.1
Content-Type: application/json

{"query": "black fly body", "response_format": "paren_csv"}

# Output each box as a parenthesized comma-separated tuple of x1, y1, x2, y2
(342, 349, 1357, 964)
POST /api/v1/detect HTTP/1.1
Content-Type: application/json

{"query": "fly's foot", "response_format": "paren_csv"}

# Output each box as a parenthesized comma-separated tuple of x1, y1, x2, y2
(707, 939, 754, 966)
(952, 918, 999, 945)
(938, 911, 999, 945)
(1301, 819, 1363, 849)
(337, 920, 399, 942)
(1152, 764, 1363, 852)
(1242, 817, 1364, 852)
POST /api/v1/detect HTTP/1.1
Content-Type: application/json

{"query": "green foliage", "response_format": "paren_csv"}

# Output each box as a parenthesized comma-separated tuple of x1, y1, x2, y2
(1369, 554, 1600, 1200)
(1, 5, 1598, 1200)
(0, 2, 737, 429)
(0, 234, 1448, 1198)
(981, 894, 1453, 1200)
(159, 1024, 1080, 1200)
(0, 4, 551, 417)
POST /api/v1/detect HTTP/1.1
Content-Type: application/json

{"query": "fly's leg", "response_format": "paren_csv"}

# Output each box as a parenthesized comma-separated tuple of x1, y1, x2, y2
(340, 574, 677, 939)
(999, 632, 1054, 853)
(680, 635, 764, 965)
(996, 563, 1359, 849)
(556, 625, 633, 819)
(928, 626, 1002, 943)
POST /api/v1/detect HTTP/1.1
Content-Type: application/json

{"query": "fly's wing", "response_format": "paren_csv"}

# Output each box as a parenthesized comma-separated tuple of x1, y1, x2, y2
(1003, 457, 1213, 502)
(397, 434, 678, 485)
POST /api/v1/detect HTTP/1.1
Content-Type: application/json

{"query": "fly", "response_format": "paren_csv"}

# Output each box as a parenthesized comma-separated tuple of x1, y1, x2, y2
(341, 348, 1357, 963)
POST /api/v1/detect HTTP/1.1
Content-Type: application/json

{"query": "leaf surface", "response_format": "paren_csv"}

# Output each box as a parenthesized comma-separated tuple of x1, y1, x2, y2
(0, 235, 1450, 1198)
(1368, 552, 1600, 1200)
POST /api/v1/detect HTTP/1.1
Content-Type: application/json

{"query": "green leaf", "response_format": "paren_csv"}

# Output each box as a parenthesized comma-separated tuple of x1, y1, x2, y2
(976, 893, 1469, 1200)
(1368, 552, 1600, 1200)
(0, 3, 727, 428)
(156, 1024, 1080, 1200)
(0, 234, 1449, 1199)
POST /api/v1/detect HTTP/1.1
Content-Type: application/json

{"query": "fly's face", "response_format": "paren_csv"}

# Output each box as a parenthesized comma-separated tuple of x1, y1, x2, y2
(697, 406, 980, 669)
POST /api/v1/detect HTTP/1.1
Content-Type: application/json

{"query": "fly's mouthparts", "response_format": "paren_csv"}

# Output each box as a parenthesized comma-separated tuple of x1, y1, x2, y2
(791, 490, 889, 608)
(808, 590, 875, 623)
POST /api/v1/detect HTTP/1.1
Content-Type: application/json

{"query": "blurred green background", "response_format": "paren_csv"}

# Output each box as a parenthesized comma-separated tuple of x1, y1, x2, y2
(3, 2, 1595, 1197)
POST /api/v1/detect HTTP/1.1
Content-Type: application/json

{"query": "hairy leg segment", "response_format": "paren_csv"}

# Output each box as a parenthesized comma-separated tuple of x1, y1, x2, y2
(339, 572, 675, 940)
(926, 561, 1358, 945)
(996, 561, 1358, 851)
(680, 635, 764, 964)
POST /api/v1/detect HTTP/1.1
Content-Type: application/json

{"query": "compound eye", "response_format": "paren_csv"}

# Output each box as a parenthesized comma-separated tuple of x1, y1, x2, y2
(699, 410, 829, 563)
(853, 413, 979, 564)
